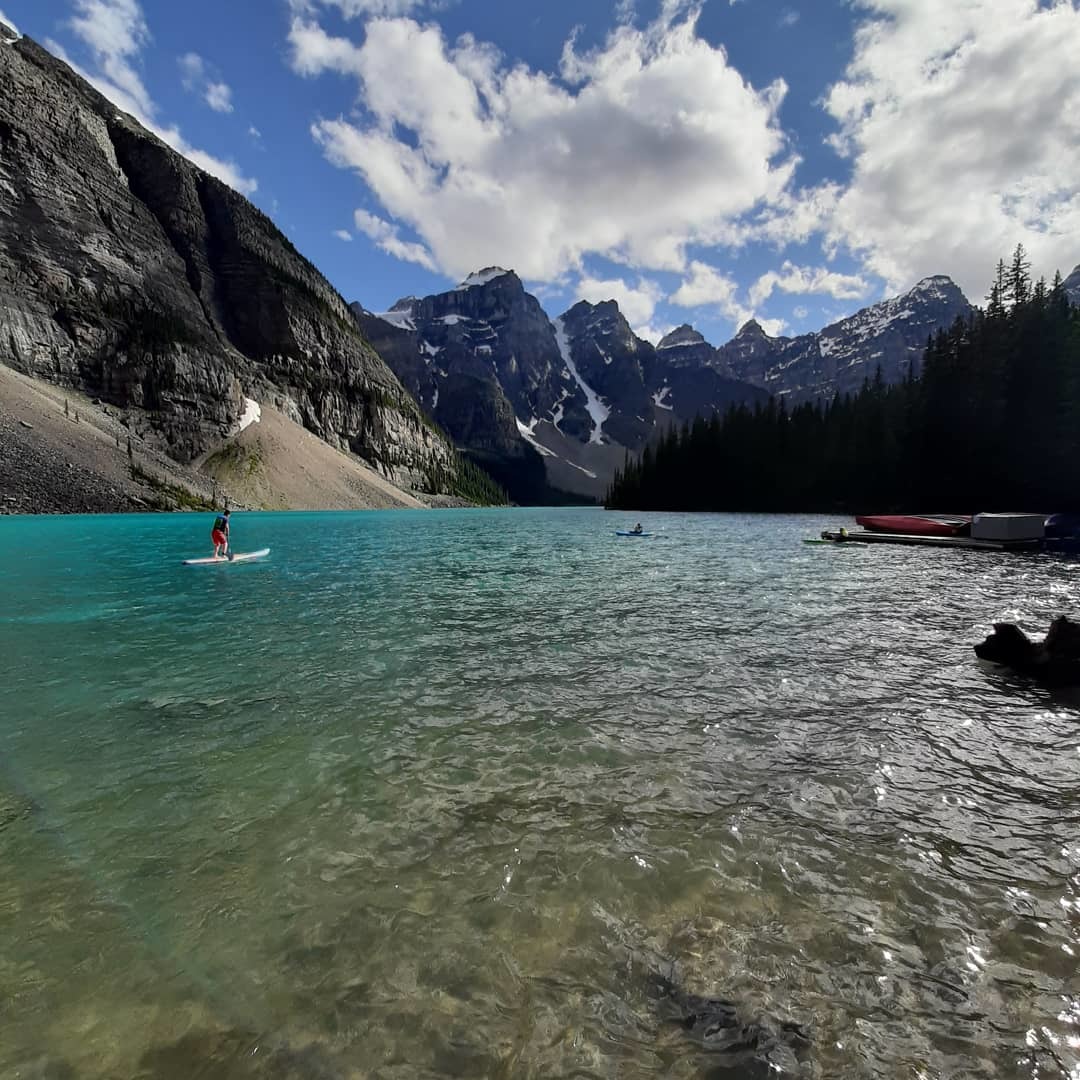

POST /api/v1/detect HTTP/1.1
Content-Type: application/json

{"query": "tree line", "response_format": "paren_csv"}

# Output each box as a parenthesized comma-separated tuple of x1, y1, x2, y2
(606, 249, 1080, 513)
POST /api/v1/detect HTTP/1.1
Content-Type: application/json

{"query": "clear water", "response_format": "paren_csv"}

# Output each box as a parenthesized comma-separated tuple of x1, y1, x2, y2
(1, 508, 1078, 1080)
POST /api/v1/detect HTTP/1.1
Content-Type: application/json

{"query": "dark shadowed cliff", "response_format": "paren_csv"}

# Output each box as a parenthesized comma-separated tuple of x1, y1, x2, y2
(0, 32, 465, 501)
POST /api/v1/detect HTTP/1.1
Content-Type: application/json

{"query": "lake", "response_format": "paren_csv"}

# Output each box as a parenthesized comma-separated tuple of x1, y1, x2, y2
(1, 508, 1078, 1079)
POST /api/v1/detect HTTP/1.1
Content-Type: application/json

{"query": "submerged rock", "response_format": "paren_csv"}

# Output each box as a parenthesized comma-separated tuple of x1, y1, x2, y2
(647, 967, 810, 1076)
(974, 615, 1080, 685)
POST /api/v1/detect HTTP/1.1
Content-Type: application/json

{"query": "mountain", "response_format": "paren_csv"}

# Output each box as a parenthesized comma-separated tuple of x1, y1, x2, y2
(1064, 265, 1080, 307)
(353, 269, 579, 503)
(713, 276, 974, 404)
(354, 274, 767, 500)
(0, 31, 479, 509)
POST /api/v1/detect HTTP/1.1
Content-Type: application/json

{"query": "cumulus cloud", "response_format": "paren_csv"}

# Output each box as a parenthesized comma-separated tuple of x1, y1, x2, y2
(671, 260, 786, 336)
(354, 209, 438, 271)
(294, 7, 795, 280)
(333, 228, 353, 241)
(179, 52, 235, 113)
(748, 261, 868, 307)
(291, 0, 427, 16)
(821, 0, 1080, 297)
(69, 0, 153, 116)
(56, 0, 255, 194)
(0, 8, 21, 36)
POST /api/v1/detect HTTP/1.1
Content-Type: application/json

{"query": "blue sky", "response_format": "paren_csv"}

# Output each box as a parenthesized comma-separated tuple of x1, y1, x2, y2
(4, 0, 1079, 345)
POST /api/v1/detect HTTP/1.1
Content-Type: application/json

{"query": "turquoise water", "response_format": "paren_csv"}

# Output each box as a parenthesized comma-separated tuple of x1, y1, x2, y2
(1, 508, 1078, 1079)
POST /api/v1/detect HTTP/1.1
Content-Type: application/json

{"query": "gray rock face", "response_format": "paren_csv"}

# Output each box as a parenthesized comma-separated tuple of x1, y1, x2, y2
(558, 299, 654, 448)
(355, 274, 766, 500)
(0, 35, 457, 492)
(1064, 265, 1080, 307)
(353, 273, 558, 503)
(714, 277, 973, 403)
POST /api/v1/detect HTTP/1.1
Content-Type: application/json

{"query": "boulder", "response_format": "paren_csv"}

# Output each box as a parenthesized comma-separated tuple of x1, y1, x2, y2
(974, 616, 1080, 685)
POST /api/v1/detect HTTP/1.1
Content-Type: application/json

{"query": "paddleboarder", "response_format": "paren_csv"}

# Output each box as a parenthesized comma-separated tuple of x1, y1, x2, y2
(211, 509, 231, 558)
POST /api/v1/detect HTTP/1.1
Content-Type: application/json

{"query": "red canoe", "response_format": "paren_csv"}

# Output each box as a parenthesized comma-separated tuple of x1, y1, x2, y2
(855, 515, 972, 537)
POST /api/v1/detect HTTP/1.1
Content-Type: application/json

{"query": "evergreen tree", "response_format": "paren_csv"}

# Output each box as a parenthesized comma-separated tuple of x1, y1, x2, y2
(606, 254, 1080, 514)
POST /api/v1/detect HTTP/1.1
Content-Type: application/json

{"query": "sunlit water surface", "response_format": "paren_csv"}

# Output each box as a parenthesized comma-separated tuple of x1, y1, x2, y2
(1, 508, 1078, 1079)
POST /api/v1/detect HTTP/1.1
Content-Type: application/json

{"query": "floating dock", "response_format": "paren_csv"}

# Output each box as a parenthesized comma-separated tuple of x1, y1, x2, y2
(821, 530, 1043, 552)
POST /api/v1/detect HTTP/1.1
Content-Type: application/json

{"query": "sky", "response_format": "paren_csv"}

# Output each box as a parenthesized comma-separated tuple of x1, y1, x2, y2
(4, 0, 1080, 345)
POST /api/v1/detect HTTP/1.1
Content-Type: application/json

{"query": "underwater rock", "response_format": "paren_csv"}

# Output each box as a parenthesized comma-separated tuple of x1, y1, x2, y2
(647, 968, 810, 1076)
(975, 615, 1080, 685)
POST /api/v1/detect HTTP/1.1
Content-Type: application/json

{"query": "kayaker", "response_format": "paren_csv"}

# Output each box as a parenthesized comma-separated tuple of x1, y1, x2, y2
(631, 523, 644, 535)
(211, 509, 231, 558)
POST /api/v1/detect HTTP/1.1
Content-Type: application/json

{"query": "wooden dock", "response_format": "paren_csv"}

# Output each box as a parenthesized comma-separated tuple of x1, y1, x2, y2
(820, 530, 1043, 552)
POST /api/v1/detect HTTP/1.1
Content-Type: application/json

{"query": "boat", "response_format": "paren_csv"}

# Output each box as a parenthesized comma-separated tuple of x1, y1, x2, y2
(855, 515, 972, 537)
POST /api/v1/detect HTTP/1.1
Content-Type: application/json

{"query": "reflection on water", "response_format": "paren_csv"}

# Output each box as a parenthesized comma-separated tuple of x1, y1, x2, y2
(0, 508, 1078, 1079)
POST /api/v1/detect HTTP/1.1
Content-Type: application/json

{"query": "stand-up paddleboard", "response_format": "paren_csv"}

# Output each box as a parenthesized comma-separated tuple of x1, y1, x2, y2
(615, 531, 652, 537)
(182, 548, 270, 566)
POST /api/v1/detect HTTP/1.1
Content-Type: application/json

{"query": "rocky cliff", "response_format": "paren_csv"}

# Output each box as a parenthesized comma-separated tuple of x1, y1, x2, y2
(1064, 265, 1080, 307)
(355, 272, 766, 500)
(713, 276, 973, 404)
(0, 33, 462, 499)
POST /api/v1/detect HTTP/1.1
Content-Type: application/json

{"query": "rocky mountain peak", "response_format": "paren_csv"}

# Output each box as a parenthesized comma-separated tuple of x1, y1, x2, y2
(0, 20, 19, 43)
(736, 318, 770, 339)
(456, 267, 516, 290)
(658, 324, 706, 350)
(1063, 264, 1080, 306)
(906, 275, 965, 302)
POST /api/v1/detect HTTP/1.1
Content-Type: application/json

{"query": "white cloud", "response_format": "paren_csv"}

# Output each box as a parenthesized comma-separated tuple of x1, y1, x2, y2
(576, 274, 663, 335)
(749, 261, 868, 306)
(55, 3, 255, 195)
(671, 259, 786, 336)
(778, 9, 800, 28)
(0, 8, 21, 37)
(295, 0, 427, 16)
(333, 228, 353, 241)
(204, 81, 233, 113)
(69, 0, 153, 116)
(248, 125, 262, 140)
(793, 305, 809, 319)
(670, 260, 739, 309)
(821, 0, 1080, 297)
(179, 52, 234, 113)
(288, 18, 366, 77)
(353, 209, 437, 271)
(296, 8, 795, 280)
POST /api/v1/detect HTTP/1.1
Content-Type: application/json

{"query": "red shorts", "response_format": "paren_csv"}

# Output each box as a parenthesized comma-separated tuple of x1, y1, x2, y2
(212, 530, 227, 546)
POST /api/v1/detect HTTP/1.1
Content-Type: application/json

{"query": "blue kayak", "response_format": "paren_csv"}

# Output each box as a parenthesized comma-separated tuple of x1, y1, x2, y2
(615, 530, 652, 537)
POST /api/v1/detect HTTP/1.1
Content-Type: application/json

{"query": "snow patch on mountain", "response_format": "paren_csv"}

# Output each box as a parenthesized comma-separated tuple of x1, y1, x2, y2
(516, 417, 557, 457)
(378, 310, 415, 331)
(236, 398, 261, 433)
(652, 386, 673, 410)
(550, 388, 571, 430)
(565, 461, 598, 479)
(554, 317, 609, 444)
(457, 267, 511, 290)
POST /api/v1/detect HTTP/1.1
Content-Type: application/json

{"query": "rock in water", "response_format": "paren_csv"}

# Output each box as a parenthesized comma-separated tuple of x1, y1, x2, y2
(0, 35, 459, 495)
(974, 616, 1080, 685)
(647, 968, 810, 1075)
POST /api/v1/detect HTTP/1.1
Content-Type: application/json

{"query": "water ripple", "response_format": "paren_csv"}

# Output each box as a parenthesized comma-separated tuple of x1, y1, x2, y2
(0, 509, 1078, 1078)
